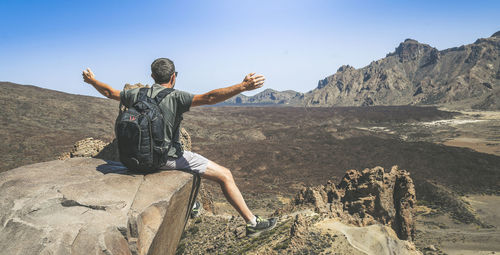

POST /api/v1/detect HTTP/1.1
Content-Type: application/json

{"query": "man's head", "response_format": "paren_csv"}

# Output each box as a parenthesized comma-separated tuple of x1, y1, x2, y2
(151, 58, 176, 85)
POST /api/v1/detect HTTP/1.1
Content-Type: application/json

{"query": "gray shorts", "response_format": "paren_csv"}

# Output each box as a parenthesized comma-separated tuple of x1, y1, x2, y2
(159, 151, 209, 175)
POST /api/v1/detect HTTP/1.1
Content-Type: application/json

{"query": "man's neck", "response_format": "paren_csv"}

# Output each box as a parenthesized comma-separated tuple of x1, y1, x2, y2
(159, 83, 174, 89)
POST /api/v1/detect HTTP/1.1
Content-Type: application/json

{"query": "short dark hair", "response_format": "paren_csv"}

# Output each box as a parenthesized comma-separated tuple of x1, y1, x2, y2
(151, 58, 175, 84)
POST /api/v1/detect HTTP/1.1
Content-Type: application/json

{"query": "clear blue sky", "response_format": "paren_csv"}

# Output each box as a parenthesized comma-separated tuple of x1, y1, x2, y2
(1, 0, 499, 97)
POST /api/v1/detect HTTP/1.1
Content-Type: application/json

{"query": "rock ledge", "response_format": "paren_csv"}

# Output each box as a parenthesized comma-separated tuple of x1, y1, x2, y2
(0, 157, 199, 255)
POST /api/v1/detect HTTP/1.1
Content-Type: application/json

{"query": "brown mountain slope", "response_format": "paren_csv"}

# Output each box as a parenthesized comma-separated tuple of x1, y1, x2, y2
(305, 31, 500, 108)
(0, 82, 118, 172)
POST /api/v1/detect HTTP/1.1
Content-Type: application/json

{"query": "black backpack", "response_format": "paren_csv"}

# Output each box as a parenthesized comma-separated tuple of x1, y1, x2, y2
(115, 87, 173, 172)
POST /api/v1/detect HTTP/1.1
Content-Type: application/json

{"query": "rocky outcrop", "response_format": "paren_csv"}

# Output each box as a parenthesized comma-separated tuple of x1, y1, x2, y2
(0, 157, 200, 255)
(294, 166, 416, 241)
(59, 127, 192, 162)
(124, 83, 151, 90)
(58, 137, 118, 161)
(305, 32, 500, 109)
(177, 166, 420, 254)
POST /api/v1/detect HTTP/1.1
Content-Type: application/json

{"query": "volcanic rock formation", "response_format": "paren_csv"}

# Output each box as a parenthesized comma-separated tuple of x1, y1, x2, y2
(294, 165, 416, 241)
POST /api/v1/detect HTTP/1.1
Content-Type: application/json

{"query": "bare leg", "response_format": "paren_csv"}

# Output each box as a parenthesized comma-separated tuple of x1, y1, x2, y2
(201, 160, 254, 222)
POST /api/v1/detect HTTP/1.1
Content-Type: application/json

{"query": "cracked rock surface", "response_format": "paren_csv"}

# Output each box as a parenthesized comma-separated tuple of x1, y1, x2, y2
(0, 157, 198, 255)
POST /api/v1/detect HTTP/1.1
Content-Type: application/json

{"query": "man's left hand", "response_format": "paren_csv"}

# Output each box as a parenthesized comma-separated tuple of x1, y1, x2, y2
(241, 73, 265, 91)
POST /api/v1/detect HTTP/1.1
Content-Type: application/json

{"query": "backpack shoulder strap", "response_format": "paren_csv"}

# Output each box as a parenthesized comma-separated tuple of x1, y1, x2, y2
(154, 88, 174, 104)
(137, 87, 150, 102)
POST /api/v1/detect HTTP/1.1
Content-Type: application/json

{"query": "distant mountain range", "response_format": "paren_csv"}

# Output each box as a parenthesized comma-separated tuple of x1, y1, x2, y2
(222, 31, 500, 110)
(221, 88, 304, 105)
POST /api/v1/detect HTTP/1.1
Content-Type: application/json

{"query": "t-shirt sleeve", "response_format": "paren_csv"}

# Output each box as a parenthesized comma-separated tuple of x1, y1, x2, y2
(120, 88, 139, 108)
(175, 90, 194, 113)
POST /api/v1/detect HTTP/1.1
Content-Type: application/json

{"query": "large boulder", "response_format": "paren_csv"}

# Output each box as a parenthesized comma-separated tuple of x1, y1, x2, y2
(0, 157, 200, 255)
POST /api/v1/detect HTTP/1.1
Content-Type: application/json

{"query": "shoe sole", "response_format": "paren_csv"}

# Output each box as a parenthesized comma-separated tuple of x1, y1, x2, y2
(247, 220, 278, 238)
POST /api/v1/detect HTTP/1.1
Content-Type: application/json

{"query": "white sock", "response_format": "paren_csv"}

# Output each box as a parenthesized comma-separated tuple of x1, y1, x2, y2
(247, 215, 257, 227)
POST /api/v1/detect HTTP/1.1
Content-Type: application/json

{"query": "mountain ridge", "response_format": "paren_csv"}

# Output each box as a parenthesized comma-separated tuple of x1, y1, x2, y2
(221, 88, 304, 105)
(305, 31, 500, 109)
(221, 31, 500, 109)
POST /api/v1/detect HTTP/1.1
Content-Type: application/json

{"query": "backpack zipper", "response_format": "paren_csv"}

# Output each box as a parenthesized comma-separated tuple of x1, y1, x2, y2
(146, 114, 154, 164)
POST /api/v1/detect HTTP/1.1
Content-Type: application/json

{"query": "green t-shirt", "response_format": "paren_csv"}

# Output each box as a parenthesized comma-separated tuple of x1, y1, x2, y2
(120, 84, 194, 158)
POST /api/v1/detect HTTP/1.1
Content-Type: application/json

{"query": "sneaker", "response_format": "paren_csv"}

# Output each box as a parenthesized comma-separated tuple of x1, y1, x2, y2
(246, 215, 278, 237)
(191, 201, 201, 218)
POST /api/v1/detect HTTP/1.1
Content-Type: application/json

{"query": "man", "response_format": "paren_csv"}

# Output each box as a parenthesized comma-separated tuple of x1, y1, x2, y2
(82, 58, 277, 237)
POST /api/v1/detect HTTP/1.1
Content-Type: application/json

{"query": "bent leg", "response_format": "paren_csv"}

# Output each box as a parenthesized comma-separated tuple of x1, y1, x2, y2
(202, 160, 254, 222)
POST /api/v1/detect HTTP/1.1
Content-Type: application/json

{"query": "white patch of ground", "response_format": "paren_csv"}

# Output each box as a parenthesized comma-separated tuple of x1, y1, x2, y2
(315, 219, 420, 255)
(419, 119, 485, 127)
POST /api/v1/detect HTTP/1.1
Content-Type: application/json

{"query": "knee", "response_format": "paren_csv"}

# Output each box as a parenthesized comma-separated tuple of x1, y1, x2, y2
(218, 167, 234, 184)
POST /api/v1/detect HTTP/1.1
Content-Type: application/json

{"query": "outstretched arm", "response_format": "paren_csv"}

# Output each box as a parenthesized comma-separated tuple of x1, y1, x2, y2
(82, 68, 121, 101)
(191, 73, 265, 107)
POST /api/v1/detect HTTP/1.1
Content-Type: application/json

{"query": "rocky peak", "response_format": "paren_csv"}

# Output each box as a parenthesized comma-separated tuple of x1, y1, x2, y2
(387, 39, 436, 62)
(259, 90, 278, 101)
(317, 77, 329, 89)
(261, 88, 277, 93)
(491, 31, 500, 38)
(403, 38, 419, 43)
(337, 64, 355, 72)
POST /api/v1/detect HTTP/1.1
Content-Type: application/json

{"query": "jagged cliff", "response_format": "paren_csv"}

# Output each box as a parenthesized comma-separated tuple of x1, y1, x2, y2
(305, 31, 500, 109)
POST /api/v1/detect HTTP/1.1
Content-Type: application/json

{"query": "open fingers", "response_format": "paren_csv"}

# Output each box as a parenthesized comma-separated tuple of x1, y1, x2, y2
(243, 73, 265, 90)
(252, 78, 265, 86)
(86, 68, 93, 76)
(254, 76, 265, 82)
(82, 68, 95, 84)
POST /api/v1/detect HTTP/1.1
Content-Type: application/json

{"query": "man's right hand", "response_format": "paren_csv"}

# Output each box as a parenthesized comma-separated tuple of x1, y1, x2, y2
(82, 68, 96, 84)
(81, 68, 121, 101)
(241, 73, 265, 91)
